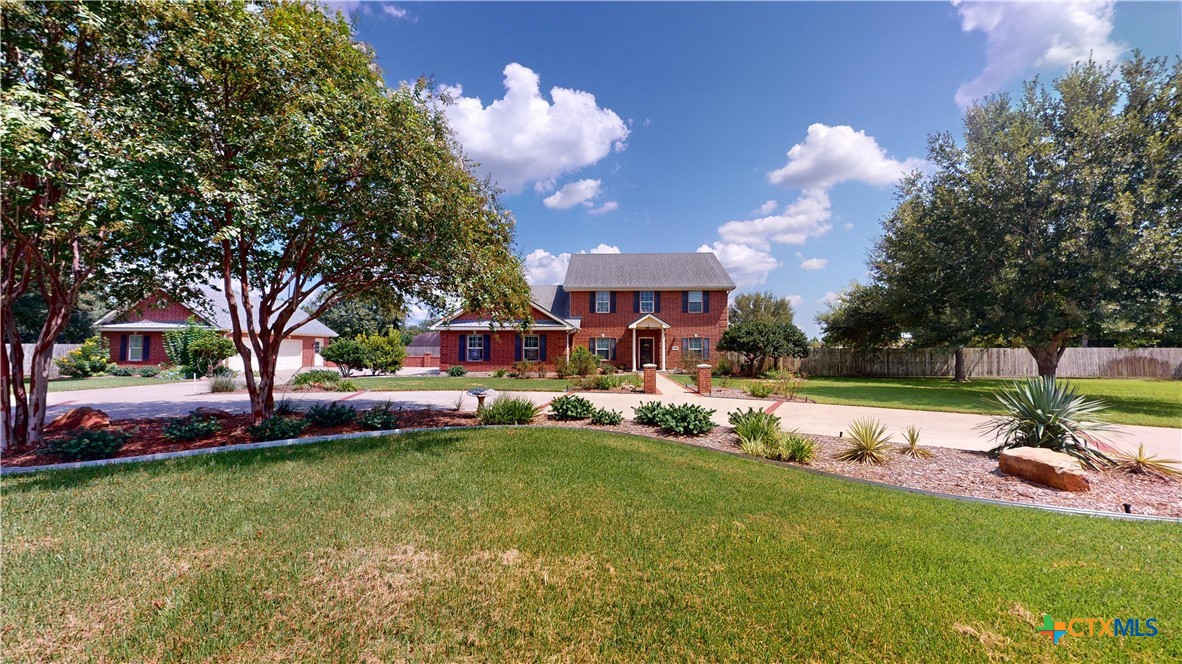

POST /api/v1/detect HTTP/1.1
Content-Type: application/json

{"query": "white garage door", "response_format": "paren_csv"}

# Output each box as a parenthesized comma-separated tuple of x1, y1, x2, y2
(227, 338, 305, 372)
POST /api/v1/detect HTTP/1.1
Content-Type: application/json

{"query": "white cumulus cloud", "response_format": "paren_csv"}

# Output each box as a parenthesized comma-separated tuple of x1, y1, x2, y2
(797, 252, 828, 270)
(381, 4, 409, 19)
(786, 294, 804, 308)
(587, 243, 620, 254)
(718, 189, 833, 251)
(953, 1, 1123, 108)
(442, 63, 629, 194)
(523, 244, 620, 285)
(767, 124, 928, 190)
(755, 199, 778, 215)
(543, 179, 602, 210)
(588, 201, 619, 216)
(819, 291, 841, 305)
(697, 242, 782, 289)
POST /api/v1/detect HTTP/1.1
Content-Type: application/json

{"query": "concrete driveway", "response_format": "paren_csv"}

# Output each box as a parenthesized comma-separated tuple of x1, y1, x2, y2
(44, 373, 1181, 458)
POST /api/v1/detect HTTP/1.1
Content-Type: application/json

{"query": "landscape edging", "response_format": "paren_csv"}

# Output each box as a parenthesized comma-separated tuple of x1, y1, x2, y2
(2, 424, 1177, 524)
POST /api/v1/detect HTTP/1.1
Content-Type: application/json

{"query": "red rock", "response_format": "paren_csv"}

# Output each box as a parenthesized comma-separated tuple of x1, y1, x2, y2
(999, 447, 1091, 492)
(191, 407, 235, 419)
(45, 407, 111, 432)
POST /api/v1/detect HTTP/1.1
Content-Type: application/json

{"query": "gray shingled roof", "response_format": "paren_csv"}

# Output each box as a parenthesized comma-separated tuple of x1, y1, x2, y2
(563, 253, 736, 291)
(529, 284, 570, 318)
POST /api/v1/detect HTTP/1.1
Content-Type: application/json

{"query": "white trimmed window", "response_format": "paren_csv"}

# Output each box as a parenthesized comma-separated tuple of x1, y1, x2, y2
(688, 290, 703, 313)
(313, 340, 322, 354)
(594, 338, 612, 360)
(523, 335, 540, 361)
(686, 338, 704, 355)
(595, 291, 611, 313)
(640, 291, 655, 313)
(128, 334, 145, 362)
(467, 335, 484, 361)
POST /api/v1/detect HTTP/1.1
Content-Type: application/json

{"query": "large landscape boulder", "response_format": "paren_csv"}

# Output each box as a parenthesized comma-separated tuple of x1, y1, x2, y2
(998, 447, 1091, 492)
(45, 407, 111, 432)
(191, 407, 235, 420)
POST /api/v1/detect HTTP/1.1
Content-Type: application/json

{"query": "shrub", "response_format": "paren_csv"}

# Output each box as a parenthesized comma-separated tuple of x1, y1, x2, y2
(54, 336, 113, 377)
(593, 374, 619, 390)
(357, 332, 406, 375)
(359, 402, 400, 431)
(164, 319, 230, 377)
(1113, 444, 1181, 480)
(137, 365, 161, 377)
(550, 394, 595, 420)
(737, 434, 768, 457)
(980, 377, 1114, 469)
(305, 403, 356, 427)
(447, 365, 467, 377)
(713, 356, 735, 377)
(552, 356, 573, 378)
(678, 350, 704, 374)
(331, 379, 358, 392)
(320, 339, 367, 377)
(777, 431, 816, 464)
(655, 404, 716, 436)
(44, 429, 129, 461)
(589, 407, 623, 426)
(568, 346, 598, 377)
(729, 408, 781, 444)
(477, 395, 543, 425)
(274, 397, 299, 417)
(247, 416, 307, 442)
(745, 382, 774, 398)
(187, 335, 235, 376)
(771, 374, 804, 400)
(898, 425, 930, 459)
(493, 368, 507, 378)
(837, 418, 894, 464)
(291, 369, 341, 389)
(512, 360, 538, 378)
(209, 375, 237, 393)
(632, 401, 667, 426)
(108, 365, 134, 376)
(162, 415, 222, 441)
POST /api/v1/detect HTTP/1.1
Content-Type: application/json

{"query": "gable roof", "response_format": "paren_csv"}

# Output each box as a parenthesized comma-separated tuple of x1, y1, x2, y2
(408, 332, 440, 348)
(428, 285, 580, 331)
(563, 252, 736, 291)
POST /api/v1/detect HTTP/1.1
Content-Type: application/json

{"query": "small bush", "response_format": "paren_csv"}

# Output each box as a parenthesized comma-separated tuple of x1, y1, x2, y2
(632, 401, 667, 426)
(274, 397, 299, 417)
(729, 407, 780, 443)
(493, 368, 508, 378)
(589, 407, 623, 426)
(738, 434, 768, 457)
(163, 416, 222, 441)
(359, 402, 400, 431)
(137, 365, 161, 377)
(319, 339, 367, 377)
(898, 425, 930, 459)
(778, 431, 816, 464)
(549, 394, 596, 420)
(305, 403, 356, 427)
(329, 379, 358, 392)
(713, 356, 735, 377)
(44, 429, 129, 461)
(552, 356, 573, 378)
(568, 346, 598, 377)
(745, 382, 774, 398)
(247, 416, 307, 442)
(108, 366, 134, 376)
(837, 418, 894, 464)
(511, 360, 538, 378)
(447, 365, 467, 377)
(477, 395, 543, 425)
(209, 374, 236, 393)
(655, 404, 716, 436)
(54, 335, 114, 378)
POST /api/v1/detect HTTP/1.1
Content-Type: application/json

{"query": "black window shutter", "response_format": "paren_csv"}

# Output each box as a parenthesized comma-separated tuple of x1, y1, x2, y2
(610, 292, 616, 313)
(609, 339, 617, 360)
(589, 339, 595, 353)
(633, 292, 639, 313)
(143, 336, 150, 362)
(458, 335, 465, 362)
(682, 292, 689, 313)
(540, 335, 547, 361)
(703, 292, 710, 313)
(682, 338, 689, 354)
(654, 292, 661, 313)
(482, 334, 491, 361)
(514, 334, 522, 361)
(703, 338, 710, 360)
(120, 334, 128, 361)
(589, 292, 595, 312)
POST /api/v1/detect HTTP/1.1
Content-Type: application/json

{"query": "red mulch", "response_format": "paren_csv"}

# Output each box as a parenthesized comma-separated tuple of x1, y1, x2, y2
(0, 410, 479, 468)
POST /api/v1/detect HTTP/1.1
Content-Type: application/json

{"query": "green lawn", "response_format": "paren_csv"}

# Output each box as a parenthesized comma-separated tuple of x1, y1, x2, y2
(351, 375, 570, 392)
(41, 375, 174, 393)
(4, 429, 1178, 662)
(671, 375, 1181, 427)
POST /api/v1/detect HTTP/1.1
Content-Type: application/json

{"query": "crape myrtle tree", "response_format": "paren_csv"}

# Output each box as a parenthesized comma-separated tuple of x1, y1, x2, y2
(1, 2, 180, 449)
(147, 2, 530, 420)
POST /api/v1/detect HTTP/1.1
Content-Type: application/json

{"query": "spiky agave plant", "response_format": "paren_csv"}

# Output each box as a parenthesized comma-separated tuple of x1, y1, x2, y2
(978, 377, 1114, 469)
(898, 425, 930, 459)
(1114, 444, 1182, 481)
(836, 418, 894, 464)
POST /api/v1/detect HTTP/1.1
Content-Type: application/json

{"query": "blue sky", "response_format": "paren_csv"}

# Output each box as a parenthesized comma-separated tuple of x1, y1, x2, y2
(339, 1, 1180, 336)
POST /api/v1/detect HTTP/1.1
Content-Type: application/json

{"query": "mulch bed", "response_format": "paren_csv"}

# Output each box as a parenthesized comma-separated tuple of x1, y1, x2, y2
(4, 410, 1178, 518)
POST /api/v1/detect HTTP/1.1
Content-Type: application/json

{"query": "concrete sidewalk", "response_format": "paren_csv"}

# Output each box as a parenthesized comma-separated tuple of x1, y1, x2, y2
(44, 378, 1180, 458)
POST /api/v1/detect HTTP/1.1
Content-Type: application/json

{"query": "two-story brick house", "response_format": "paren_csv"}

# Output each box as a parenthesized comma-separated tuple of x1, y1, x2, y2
(432, 252, 736, 372)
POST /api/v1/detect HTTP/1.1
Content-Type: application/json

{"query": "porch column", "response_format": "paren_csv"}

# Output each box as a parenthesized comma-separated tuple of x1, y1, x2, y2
(632, 328, 637, 372)
(660, 328, 666, 371)
(565, 332, 570, 359)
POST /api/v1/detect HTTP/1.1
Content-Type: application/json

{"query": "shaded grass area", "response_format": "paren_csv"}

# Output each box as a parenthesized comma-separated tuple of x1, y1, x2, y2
(351, 375, 570, 392)
(670, 375, 1181, 427)
(4, 428, 1179, 662)
(39, 376, 175, 393)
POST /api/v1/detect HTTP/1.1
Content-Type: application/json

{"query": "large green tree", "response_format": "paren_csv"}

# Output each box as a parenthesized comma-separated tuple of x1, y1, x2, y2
(145, 2, 530, 419)
(313, 294, 406, 341)
(717, 321, 810, 376)
(728, 291, 798, 326)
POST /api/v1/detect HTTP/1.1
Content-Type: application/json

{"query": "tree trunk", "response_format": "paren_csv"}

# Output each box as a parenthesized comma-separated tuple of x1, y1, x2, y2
(1026, 333, 1071, 378)
(24, 343, 55, 447)
(952, 347, 968, 382)
(1, 323, 29, 451)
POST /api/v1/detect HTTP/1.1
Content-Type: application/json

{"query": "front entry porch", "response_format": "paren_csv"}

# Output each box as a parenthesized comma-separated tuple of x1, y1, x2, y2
(628, 313, 669, 372)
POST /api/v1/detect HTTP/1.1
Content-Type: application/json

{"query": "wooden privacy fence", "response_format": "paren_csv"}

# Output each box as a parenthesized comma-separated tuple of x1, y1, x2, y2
(5, 344, 81, 380)
(741, 347, 1182, 379)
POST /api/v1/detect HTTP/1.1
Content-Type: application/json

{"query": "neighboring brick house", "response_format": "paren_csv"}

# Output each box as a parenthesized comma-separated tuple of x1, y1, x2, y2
(432, 252, 736, 372)
(404, 332, 440, 368)
(95, 284, 338, 371)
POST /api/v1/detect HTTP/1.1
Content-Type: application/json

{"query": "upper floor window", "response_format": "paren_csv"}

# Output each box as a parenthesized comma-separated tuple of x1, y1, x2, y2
(687, 290, 703, 313)
(467, 334, 485, 361)
(595, 290, 611, 313)
(639, 291, 655, 313)
(523, 335, 540, 361)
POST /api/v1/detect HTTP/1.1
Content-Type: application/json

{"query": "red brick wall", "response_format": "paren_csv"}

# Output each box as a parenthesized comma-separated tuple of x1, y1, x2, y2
(116, 293, 201, 324)
(404, 354, 439, 368)
(103, 331, 167, 366)
(439, 330, 570, 371)
(567, 289, 729, 370)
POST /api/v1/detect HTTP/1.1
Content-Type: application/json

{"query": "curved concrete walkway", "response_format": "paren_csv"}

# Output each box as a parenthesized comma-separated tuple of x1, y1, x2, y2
(42, 376, 1181, 458)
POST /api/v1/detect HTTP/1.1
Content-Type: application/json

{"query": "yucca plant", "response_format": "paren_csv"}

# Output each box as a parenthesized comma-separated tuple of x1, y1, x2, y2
(836, 418, 894, 464)
(978, 377, 1114, 469)
(737, 434, 768, 458)
(898, 425, 930, 459)
(728, 408, 781, 445)
(1114, 444, 1182, 481)
(477, 395, 543, 425)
